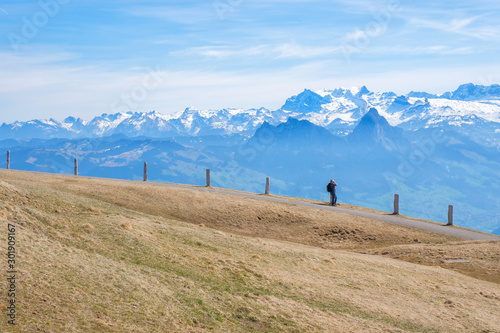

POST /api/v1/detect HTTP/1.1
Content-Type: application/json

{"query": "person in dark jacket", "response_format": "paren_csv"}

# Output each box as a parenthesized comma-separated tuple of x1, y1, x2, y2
(326, 179, 338, 206)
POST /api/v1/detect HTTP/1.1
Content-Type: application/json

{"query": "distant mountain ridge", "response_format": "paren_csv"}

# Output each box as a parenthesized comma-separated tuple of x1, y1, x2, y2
(1, 83, 500, 148)
(1, 91, 499, 234)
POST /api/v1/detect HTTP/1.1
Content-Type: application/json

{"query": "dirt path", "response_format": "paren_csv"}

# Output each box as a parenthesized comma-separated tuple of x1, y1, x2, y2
(164, 183, 500, 241)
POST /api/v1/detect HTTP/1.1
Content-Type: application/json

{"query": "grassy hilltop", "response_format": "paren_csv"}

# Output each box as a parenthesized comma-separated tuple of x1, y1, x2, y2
(0, 170, 499, 332)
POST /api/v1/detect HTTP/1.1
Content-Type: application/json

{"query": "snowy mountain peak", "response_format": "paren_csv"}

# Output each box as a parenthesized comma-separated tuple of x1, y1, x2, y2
(414, 98, 430, 106)
(97, 112, 133, 120)
(350, 85, 370, 96)
(324, 86, 371, 98)
(184, 107, 199, 113)
(443, 83, 500, 101)
(281, 89, 329, 113)
(394, 95, 410, 105)
(64, 116, 77, 123)
(357, 108, 389, 127)
(407, 91, 438, 99)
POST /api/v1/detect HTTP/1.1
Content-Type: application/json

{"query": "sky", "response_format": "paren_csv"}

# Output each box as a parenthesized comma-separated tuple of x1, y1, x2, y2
(1, 0, 500, 123)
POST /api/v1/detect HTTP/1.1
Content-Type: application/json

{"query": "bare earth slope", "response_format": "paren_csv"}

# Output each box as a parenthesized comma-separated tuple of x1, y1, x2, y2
(0, 170, 499, 332)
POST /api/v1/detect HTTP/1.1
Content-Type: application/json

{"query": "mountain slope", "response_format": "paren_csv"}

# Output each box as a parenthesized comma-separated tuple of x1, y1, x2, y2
(348, 107, 409, 151)
(443, 83, 500, 100)
(1, 170, 499, 333)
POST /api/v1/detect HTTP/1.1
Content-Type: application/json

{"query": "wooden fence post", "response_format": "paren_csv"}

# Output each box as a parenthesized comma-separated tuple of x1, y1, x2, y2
(393, 194, 399, 215)
(265, 177, 270, 195)
(206, 169, 211, 187)
(6, 151, 10, 170)
(447, 205, 453, 226)
(74, 158, 78, 176)
(143, 162, 148, 182)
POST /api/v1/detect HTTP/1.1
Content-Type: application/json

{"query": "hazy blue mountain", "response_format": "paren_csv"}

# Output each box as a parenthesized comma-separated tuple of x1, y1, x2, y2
(406, 91, 439, 99)
(249, 118, 343, 149)
(348, 108, 409, 152)
(280, 89, 332, 113)
(0, 119, 72, 139)
(442, 83, 500, 100)
(385, 95, 412, 114)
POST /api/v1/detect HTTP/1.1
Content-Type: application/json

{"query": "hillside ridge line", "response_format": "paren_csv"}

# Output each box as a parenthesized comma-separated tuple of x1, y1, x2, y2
(157, 181, 500, 241)
(2, 169, 499, 240)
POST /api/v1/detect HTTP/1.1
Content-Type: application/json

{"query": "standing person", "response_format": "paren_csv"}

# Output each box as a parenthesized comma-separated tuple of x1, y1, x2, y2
(326, 179, 338, 206)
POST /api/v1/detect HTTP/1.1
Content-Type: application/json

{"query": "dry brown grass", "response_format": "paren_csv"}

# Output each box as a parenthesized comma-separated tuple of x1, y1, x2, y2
(121, 221, 133, 230)
(82, 223, 95, 231)
(88, 206, 102, 215)
(366, 240, 500, 284)
(0, 169, 499, 333)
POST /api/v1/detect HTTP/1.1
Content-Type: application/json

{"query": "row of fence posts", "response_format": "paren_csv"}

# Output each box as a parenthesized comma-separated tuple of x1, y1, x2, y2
(393, 193, 453, 226)
(4, 151, 454, 226)
(204, 168, 270, 194)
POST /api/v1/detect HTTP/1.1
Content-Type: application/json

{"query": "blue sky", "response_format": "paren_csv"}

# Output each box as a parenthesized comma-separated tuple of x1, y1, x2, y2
(1, 0, 500, 122)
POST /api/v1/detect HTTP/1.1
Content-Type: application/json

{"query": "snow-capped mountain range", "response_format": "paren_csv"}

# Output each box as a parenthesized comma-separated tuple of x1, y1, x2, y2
(2, 83, 500, 147)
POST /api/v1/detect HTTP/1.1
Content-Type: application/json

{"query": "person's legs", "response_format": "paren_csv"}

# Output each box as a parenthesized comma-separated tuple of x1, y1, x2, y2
(330, 193, 334, 205)
(333, 193, 337, 205)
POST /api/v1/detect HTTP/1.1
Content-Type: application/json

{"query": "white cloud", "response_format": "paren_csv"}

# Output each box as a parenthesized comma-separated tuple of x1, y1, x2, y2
(172, 43, 342, 60)
(343, 29, 369, 42)
(409, 16, 499, 40)
(124, 5, 215, 24)
(174, 45, 270, 58)
(274, 43, 341, 58)
(361, 45, 477, 56)
(0, 52, 339, 122)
